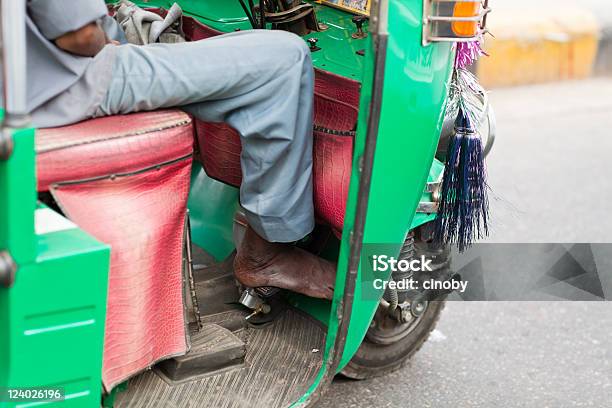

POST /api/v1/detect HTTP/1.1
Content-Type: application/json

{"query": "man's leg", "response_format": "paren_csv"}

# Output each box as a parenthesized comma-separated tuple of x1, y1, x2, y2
(99, 30, 314, 242)
(98, 30, 334, 299)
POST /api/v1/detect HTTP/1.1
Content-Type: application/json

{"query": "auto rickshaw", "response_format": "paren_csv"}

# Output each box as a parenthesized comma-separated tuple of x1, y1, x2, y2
(0, 0, 494, 406)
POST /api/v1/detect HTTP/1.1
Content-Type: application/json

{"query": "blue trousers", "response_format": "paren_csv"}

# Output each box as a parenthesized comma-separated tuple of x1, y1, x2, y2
(94, 30, 315, 242)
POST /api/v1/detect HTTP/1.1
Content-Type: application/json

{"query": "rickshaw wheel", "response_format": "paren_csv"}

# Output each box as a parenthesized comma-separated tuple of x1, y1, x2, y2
(340, 232, 450, 380)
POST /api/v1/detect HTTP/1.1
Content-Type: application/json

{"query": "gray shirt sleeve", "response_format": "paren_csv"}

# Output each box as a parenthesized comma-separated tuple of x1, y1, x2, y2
(27, 0, 108, 40)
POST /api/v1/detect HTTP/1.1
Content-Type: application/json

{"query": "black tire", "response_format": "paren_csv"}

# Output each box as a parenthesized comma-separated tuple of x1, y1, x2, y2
(340, 228, 451, 380)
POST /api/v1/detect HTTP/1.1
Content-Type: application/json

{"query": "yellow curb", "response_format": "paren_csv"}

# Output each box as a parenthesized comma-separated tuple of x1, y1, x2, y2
(477, 6, 600, 88)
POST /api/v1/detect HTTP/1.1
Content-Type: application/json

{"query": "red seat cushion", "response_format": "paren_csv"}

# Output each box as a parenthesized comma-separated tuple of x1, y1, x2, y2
(36, 110, 194, 191)
(35, 110, 195, 389)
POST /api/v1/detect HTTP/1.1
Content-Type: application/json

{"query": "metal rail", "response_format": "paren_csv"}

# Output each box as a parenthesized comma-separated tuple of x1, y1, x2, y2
(1, 0, 29, 128)
(0, 0, 27, 287)
(0, 251, 16, 288)
(422, 0, 491, 45)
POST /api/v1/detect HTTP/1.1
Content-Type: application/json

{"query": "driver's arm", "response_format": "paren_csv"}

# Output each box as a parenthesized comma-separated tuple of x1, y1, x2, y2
(27, 0, 109, 57)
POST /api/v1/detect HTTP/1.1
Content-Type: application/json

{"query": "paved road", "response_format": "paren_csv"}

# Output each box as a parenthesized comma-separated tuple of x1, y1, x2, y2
(484, 78, 612, 243)
(316, 78, 612, 407)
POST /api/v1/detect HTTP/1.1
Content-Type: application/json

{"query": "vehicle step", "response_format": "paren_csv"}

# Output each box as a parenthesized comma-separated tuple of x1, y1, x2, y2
(156, 323, 246, 383)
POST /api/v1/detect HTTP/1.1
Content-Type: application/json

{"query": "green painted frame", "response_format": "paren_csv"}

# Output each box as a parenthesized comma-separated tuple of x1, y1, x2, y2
(0, 124, 111, 407)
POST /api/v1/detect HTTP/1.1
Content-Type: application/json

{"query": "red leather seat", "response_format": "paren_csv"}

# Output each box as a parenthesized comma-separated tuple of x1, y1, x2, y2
(36, 110, 194, 390)
(36, 110, 194, 191)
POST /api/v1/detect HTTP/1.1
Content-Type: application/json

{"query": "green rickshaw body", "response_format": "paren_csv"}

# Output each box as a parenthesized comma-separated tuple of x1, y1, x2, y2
(0, 0, 453, 406)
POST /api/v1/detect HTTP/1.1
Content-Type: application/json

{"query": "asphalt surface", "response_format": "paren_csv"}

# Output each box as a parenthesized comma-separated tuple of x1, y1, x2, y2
(316, 78, 612, 407)
(484, 78, 612, 243)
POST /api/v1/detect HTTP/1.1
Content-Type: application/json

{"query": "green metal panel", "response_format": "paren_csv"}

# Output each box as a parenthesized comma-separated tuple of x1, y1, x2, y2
(303, 4, 367, 79)
(127, 0, 367, 80)
(130, 0, 250, 29)
(0, 127, 36, 264)
(336, 0, 454, 369)
(0, 226, 110, 408)
(1, 123, 111, 407)
(187, 162, 239, 261)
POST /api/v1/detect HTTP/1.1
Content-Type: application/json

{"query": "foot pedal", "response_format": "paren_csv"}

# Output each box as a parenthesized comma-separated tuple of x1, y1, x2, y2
(156, 323, 246, 384)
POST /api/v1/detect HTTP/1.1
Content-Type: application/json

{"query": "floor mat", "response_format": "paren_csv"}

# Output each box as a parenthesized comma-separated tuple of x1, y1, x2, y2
(115, 308, 326, 408)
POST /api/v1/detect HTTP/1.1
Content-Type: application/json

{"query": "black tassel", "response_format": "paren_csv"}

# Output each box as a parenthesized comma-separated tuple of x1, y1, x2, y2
(435, 108, 489, 252)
